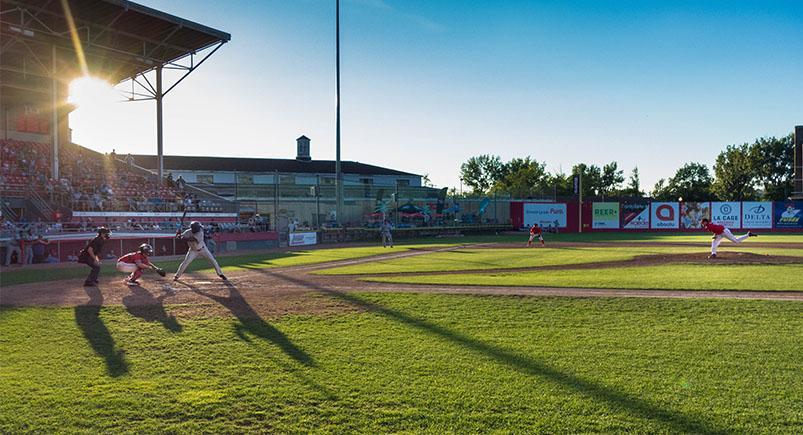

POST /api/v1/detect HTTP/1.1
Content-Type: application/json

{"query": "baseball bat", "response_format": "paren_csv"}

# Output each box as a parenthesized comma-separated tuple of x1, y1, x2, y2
(176, 208, 188, 236)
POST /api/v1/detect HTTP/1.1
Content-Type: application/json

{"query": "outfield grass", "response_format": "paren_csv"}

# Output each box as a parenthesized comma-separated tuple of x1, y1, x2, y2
(319, 245, 803, 275)
(406, 232, 803, 245)
(364, 263, 803, 291)
(1, 293, 800, 433)
(0, 246, 414, 287)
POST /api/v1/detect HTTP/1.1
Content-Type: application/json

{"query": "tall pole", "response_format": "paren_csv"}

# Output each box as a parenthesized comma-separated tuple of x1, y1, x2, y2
(51, 44, 59, 180)
(335, 0, 343, 226)
(578, 171, 583, 233)
(156, 65, 164, 185)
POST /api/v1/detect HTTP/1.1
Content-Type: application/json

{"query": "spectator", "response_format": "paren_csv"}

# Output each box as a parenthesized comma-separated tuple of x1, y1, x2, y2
(67, 251, 79, 262)
(32, 235, 48, 263)
(45, 250, 59, 263)
(126, 153, 134, 166)
(23, 230, 35, 265)
(176, 175, 186, 190)
(4, 230, 22, 266)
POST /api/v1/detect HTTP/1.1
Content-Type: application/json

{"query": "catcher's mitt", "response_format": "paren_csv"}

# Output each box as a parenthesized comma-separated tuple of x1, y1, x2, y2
(155, 267, 166, 277)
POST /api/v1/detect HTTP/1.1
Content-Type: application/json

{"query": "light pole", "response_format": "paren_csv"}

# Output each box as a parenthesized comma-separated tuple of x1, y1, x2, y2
(335, 0, 343, 227)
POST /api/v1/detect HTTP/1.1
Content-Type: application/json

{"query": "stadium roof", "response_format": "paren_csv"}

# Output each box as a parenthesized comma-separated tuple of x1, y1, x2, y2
(130, 155, 420, 178)
(1, 0, 230, 93)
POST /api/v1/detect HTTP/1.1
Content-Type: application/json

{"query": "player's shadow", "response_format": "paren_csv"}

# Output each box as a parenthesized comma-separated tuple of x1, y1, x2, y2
(269, 271, 722, 435)
(179, 281, 315, 367)
(74, 286, 129, 377)
(121, 286, 182, 332)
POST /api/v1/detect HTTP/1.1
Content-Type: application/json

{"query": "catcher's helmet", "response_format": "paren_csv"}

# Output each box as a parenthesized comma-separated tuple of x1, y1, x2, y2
(139, 243, 154, 256)
(190, 221, 203, 233)
(97, 227, 111, 237)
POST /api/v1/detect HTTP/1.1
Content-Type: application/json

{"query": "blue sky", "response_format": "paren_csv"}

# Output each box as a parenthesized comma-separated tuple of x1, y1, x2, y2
(69, 0, 803, 192)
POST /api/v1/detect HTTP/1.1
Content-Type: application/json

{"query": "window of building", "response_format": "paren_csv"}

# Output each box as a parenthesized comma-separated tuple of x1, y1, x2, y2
(360, 178, 373, 185)
(321, 177, 335, 185)
(280, 175, 295, 184)
(237, 174, 254, 184)
(396, 179, 410, 187)
(197, 175, 214, 184)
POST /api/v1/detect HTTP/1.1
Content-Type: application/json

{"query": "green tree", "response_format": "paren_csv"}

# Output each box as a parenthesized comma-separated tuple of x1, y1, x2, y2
(749, 134, 794, 200)
(651, 178, 672, 200)
(711, 144, 757, 200)
(668, 162, 714, 201)
(572, 163, 604, 197)
(600, 162, 625, 196)
(459, 155, 503, 194)
(493, 157, 550, 197)
(621, 167, 644, 197)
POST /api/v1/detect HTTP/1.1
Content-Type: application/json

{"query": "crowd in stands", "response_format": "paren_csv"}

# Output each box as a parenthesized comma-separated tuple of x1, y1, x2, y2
(0, 139, 227, 213)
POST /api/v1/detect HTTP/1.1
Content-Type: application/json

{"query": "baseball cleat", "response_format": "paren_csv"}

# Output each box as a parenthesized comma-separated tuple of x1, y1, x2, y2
(173, 276, 179, 281)
(219, 274, 228, 280)
(125, 279, 140, 286)
(708, 254, 717, 259)
(748, 232, 758, 237)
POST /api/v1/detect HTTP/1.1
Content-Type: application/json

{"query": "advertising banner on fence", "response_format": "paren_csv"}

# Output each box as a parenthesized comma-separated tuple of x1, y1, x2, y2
(289, 231, 318, 246)
(523, 203, 567, 228)
(621, 203, 649, 229)
(651, 202, 679, 229)
(711, 202, 741, 228)
(680, 202, 710, 229)
(742, 202, 773, 229)
(592, 202, 620, 229)
(774, 201, 803, 229)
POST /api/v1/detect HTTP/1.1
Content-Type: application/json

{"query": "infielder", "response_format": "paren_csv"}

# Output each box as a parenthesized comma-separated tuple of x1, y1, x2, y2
(174, 221, 227, 281)
(116, 243, 166, 285)
(527, 223, 545, 247)
(701, 218, 757, 258)
(380, 219, 394, 248)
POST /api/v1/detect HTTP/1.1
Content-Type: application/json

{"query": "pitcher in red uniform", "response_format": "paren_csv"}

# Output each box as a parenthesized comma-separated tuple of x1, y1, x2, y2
(527, 223, 545, 247)
(701, 218, 757, 259)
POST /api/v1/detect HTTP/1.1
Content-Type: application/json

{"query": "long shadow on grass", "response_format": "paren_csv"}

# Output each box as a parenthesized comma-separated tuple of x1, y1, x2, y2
(270, 271, 723, 434)
(74, 286, 129, 377)
(177, 281, 315, 367)
(122, 286, 182, 332)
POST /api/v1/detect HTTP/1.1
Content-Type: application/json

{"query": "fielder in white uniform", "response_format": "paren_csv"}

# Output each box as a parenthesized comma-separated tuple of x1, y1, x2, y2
(174, 221, 227, 281)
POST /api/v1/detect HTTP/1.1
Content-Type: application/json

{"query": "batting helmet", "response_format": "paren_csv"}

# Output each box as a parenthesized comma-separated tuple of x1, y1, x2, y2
(97, 227, 111, 237)
(139, 243, 154, 256)
(190, 221, 203, 233)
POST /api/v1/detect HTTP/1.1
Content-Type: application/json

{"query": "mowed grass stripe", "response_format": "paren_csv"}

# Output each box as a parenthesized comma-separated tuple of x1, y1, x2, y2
(363, 263, 803, 291)
(319, 245, 803, 275)
(1, 294, 801, 433)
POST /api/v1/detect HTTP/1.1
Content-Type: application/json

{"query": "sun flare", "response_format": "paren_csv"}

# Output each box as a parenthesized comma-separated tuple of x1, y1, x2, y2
(68, 76, 117, 108)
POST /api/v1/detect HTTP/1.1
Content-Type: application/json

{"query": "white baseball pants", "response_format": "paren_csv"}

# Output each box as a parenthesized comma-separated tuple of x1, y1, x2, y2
(175, 246, 223, 278)
(711, 228, 749, 255)
(116, 261, 139, 273)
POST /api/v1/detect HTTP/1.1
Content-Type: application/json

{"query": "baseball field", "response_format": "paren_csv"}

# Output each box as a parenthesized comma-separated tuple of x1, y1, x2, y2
(1, 232, 802, 433)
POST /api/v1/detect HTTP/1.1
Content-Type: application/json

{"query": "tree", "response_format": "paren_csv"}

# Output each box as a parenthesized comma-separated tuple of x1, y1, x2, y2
(711, 144, 757, 200)
(493, 157, 550, 197)
(572, 163, 604, 197)
(667, 162, 714, 201)
(600, 162, 625, 196)
(651, 178, 672, 200)
(749, 134, 794, 200)
(621, 167, 644, 197)
(459, 155, 503, 194)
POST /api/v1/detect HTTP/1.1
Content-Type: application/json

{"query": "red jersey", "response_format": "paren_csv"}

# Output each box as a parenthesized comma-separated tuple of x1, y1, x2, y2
(530, 226, 542, 235)
(118, 252, 151, 265)
(704, 223, 725, 235)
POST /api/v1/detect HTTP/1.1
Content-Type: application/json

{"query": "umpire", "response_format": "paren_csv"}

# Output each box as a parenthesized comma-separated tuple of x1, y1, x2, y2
(79, 227, 111, 286)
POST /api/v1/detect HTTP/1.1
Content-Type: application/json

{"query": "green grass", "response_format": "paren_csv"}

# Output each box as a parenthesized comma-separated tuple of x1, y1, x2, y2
(0, 246, 414, 287)
(1, 293, 801, 433)
(406, 232, 803, 245)
(364, 263, 803, 291)
(320, 245, 803, 275)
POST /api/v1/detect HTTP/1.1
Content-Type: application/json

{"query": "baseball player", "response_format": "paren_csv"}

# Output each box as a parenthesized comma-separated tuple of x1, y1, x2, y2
(527, 223, 545, 247)
(117, 244, 166, 285)
(380, 219, 394, 248)
(79, 227, 111, 286)
(173, 221, 227, 281)
(701, 218, 757, 259)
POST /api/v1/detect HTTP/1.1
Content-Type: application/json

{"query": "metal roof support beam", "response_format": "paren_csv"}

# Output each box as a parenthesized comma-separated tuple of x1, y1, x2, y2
(51, 43, 59, 180)
(155, 64, 163, 185)
(162, 41, 223, 96)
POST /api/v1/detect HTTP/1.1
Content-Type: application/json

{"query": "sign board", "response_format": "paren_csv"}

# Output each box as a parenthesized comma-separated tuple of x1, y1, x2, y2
(650, 202, 679, 229)
(680, 202, 711, 229)
(523, 203, 567, 228)
(592, 202, 620, 229)
(711, 202, 741, 228)
(289, 231, 318, 247)
(741, 201, 773, 229)
(775, 201, 803, 229)
(621, 203, 649, 229)
(573, 176, 580, 195)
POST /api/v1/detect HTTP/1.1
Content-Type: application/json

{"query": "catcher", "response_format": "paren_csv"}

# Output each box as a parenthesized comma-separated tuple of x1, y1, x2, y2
(116, 243, 166, 285)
